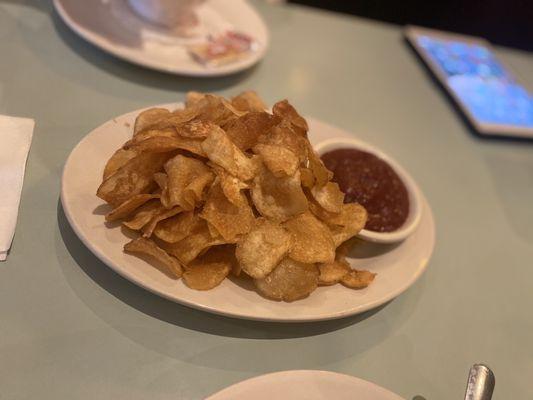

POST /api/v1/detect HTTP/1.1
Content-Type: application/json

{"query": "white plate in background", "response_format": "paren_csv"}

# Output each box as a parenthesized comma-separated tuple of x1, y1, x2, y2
(53, 0, 269, 76)
(60, 103, 435, 322)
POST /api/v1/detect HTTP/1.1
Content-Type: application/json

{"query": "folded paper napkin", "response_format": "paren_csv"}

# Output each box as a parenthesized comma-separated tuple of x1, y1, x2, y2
(0, 115, 34, 261)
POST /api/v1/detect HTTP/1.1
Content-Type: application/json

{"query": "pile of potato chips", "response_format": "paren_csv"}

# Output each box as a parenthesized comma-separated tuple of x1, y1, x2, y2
(97, 91, 375, 301)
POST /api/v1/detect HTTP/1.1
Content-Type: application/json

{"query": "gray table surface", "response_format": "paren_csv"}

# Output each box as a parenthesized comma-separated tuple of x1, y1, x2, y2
(1, 1, 532, 399)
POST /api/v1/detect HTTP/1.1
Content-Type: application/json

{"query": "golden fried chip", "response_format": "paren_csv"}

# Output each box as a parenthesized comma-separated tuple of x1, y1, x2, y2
(142, 206, 183, 238)
(284, 211, 335, 263)
(125, 135, 202, 156)
(153, 211, 199, 243)
(176, 120, 217, 139)
(201, 125, 257, 181)
(164, 155, 214, 210)
(124, 237, 182, 278)
(255, 258, 318, 302)
(185, 91, 207, 108)
(318, 260, 350, 286)
(306, 142, 333, 187)
(103, 148, 137, 180)
(225, 111, 280, 151)
(126, 128, 178, 147)
(272, 99, 308, 135)
(105, 193, 159, 222)
(182, 245, 234, 290)
(134, 108, 171, 135)
(300, 167, 315, 188)
(231, 90, 267, 112)
(211, 165, 249, 207)
(200, 181, 254, 242)
(258, 121, 308, 163)
(341, 269, 376, 289)
(194, 94, 245, 127)
(97, 152, 170, 206)
(327, 203, 367, 246)
(122, 200, 162, 230)
(251, 165, 308, 222)
(161, 219, 225, 264)
(235, 218, 292, 279)
(311, 182, 344, 213)
(253, 144, 299, 178)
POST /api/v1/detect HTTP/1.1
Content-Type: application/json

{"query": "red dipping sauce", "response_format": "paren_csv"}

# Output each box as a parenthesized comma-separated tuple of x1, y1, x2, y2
(321, 148, 409, 232)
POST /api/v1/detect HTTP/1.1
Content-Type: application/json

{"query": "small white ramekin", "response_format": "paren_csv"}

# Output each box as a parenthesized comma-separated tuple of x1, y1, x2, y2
(314, 138, 422, 244)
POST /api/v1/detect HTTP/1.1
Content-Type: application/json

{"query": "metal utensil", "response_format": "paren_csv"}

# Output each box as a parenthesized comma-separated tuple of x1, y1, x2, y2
(464, 364, 495, 400)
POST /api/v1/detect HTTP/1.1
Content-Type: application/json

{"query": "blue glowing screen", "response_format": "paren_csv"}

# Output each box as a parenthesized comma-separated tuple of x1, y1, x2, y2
(417, 35, 533, 127)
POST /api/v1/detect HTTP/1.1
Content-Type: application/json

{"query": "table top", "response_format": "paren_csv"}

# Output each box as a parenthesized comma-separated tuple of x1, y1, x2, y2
(1, 1, 532, 399)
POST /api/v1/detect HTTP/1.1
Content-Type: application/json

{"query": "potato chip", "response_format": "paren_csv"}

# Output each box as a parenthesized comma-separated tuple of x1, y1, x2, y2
(300, 167, 315, 188)
(200, 181, 254, 242)
(318, 260, 350, 286)
(306, 142, 333, 187)
(201, 125, 257, 181)
(253, 144, 299, 178)
(272, 99, 308, 135)
(164, 155, 214, 210)
(126, 128, 178, 147)
(105, 193, 159, 222)
(211, 164, 249, 207)
(231, 90, 267, 112)
(251, 165, 308, 222)
(142, 206, 182, 238)
(134, 108, 171, 135)
(194, 94, 245, 127)
(225, 111, 280, 151)
(258, 121, 307, 164)
(97, 152, 170, 206)
(153, 211, 199, 243)
(341, 269, 376, 289)
(327, 203, 367, 246)
(182, 245, 235, 290)
(186, 91, 207, 107)
(255, 258, 318, 302)
(176, 120, 217, 139)
(126, 135, 203, 156)
(311, 181, 344, 213)
(122, 200, 162, 230)
(103, 148, 137, 180)
(284, 211, 335, 263)
(235, 218, 292, 279)
(124, 237, 182, 278)
(161, 219, 225, 264)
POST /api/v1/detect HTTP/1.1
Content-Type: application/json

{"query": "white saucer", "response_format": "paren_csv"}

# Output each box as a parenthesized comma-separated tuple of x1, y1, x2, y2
(205, 370, 404, 400)
(53, 0, 269, 76)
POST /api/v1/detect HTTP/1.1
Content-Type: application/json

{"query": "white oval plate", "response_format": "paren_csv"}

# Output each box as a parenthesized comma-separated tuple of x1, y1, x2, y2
(60, 103, 435, 322)
(53, 0, 269, 77)
(205, 370, 404, 400)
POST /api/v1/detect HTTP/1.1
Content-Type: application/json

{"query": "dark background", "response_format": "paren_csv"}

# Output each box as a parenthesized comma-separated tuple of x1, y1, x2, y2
(289, 0, 533, 52)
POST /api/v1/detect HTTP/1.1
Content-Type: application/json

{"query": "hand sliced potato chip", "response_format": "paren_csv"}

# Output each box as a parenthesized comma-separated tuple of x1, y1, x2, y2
(142, 206, 182, 238)
(201, 124, 257, 181)
(124, 237, 182, 278)
(126, 128, 178, 147)
(318, 260, 350, 286)
(231, 90, 267, 112)
(182, 245, 234, 290)
(272, 99, 308, 135)
(300, 167, 315, 189)
(153, 211, 199, 243)
(255, 257, 318, 302)
(284, 211, 335, 263)
(125, 135, 203, 156)
(236, 218, 292, 279)
(251, 165, 308, 222)
(258, 121, 308, 164)
(306, 142, 333, 187)
(122, 200, 162, 230)
(161, 219, 226, 264)
(253, 144, 299, 178)
(105, 193, 159, 222)
(185, 91, 207, 108)
(341, 269, 376, 289)
(97, 152, 170, 206)
(211, 164, 249, 207)
(134, 108, 171, 135)
(164, 155, 214, 210)
(200, 181, 254, 242)
(311, 181, 344, 213)
(103, 148, 138, 180)
(176, 120, 217, 139)
(195, 94, 245, 127)
(327, 203, 367, 246)
(225, 111, 280, 151)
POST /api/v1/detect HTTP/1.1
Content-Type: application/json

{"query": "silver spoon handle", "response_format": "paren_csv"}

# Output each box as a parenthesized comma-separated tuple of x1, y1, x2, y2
(464, 364, 495, 400)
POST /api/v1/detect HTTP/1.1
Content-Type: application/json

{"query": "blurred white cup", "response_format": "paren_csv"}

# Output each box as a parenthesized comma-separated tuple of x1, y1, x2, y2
(128, 0, 205, 33)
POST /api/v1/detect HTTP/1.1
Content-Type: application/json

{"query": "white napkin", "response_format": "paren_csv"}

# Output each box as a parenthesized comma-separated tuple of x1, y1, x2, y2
(0, 115, 34, 261)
